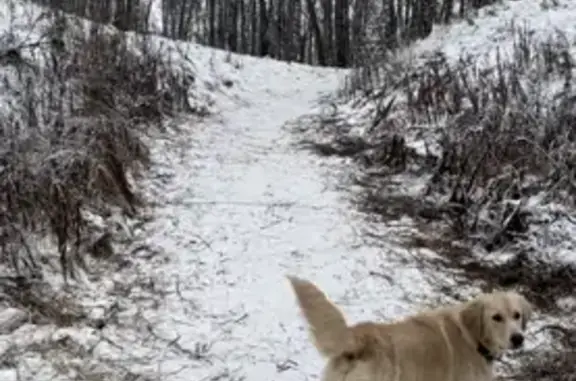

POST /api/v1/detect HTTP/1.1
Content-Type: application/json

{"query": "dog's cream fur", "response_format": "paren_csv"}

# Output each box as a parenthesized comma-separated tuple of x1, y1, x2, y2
(288, 276, 532, 381)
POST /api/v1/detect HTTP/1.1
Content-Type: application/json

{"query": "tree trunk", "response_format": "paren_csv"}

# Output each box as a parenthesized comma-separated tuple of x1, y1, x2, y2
(305, 0, 326, 65)
(334, 0, 350, 67)
(322, 0, 334, 65)
(259, 0, 269, 56)
(208, 0, 217, 46)
(228, 1, 239, 51)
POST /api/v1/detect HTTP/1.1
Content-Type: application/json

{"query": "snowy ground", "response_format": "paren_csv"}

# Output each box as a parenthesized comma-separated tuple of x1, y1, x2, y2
(126, 50, 446, 380)
(2, 0, 573, 380)
(0, 41, 447, 380)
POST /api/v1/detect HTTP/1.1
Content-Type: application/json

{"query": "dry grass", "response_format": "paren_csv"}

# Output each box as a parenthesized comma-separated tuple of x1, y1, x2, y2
(316, 24, 576, 255)
(0, 8, 195, 284)
(0, 4, 206, 380)
(0, 276, 85, 326)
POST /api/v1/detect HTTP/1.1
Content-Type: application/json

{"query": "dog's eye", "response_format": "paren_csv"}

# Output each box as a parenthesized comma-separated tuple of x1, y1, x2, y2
(492, 314, 503, 322)
(513, 311, 521, 320)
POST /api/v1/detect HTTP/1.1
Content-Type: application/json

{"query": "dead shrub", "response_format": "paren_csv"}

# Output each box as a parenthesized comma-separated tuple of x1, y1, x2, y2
(70, 22, 193, 122)
(0, 276, 84, 326)
(335, 26, 576, 252)
(407, 29, 576, 250)
(349, 25, 576, 303)
(0, 10, 196, 282)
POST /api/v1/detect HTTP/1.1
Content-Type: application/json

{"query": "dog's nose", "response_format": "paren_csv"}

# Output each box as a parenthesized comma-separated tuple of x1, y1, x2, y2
(510, 333, 524, 348)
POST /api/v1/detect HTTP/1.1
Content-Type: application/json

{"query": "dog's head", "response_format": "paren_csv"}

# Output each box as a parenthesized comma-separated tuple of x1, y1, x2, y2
(460, 291, 532, 359)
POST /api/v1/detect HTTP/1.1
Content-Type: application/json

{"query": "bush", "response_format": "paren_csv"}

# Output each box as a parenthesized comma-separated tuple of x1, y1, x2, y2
(0, 7, 194, 282)
(321, 25, 576, 256)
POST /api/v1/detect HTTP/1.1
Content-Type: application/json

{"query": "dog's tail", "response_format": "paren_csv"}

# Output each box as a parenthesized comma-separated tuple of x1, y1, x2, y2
(288, 276, 357, 358)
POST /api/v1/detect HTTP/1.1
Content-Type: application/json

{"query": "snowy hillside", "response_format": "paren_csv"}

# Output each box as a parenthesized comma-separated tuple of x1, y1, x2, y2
(0, 0, 575, 380)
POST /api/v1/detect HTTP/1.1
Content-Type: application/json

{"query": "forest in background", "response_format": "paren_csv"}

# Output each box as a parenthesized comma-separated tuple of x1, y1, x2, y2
(30, 0, 500, 67)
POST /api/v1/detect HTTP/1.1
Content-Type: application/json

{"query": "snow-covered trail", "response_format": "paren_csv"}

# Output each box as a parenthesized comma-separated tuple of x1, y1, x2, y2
(135, 55, 436, 380)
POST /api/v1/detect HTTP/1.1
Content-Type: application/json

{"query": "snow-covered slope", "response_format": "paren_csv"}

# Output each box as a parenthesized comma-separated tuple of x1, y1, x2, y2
(2, 0, 574, 380)
(410, 0, 576, 61)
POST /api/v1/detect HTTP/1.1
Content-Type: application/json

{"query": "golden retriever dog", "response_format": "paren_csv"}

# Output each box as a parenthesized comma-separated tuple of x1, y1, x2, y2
(287, 276, 532, 381)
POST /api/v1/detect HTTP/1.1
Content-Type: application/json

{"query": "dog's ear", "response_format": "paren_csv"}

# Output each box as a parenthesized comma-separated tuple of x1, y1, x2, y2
(518, 294, 533, 330)
(460, 298, 485, 341)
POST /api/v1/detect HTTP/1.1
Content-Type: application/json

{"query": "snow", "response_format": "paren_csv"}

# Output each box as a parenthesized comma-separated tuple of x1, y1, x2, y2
(125, 48, 440, 380)
(1, 0, 575, 379)
(408, 0, 576, 63)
